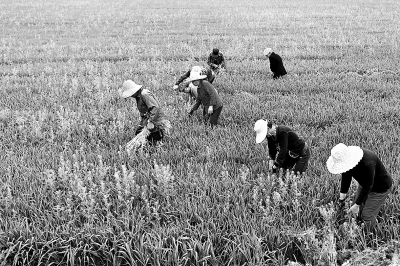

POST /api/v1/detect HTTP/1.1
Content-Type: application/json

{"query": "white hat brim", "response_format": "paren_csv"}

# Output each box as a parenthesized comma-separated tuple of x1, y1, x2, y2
(189, 75, 207, 82)
(121, 84, 142, 98)
(255, 128, 268, 143)
(326, 146, 363, 174)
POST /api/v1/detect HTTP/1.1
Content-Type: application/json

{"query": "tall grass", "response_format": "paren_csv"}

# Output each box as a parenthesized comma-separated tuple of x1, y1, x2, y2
(1, 0, 400, 265)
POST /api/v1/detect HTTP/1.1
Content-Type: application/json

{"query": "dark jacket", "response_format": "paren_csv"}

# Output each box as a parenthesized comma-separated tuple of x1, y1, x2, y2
(190, 80, 222, 112)
(175, 66, 215, 85)
(269, 52, 287, 79)
(267, 126, 305, 167)
(207, 52, 226, 69)
(341, 149, 393, 205)
(135, 88, 165, 126)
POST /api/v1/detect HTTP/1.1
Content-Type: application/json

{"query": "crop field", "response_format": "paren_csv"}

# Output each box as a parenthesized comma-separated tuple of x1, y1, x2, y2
(1, 0, 400, 265)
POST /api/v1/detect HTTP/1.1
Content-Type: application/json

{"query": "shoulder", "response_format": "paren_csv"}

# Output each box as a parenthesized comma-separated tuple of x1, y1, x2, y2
(141, 89, 150, 95)
(361, 148, 379, 164)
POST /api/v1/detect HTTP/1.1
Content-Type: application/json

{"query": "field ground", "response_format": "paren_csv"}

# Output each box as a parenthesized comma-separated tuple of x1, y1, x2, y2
(1, 0, 400, 265)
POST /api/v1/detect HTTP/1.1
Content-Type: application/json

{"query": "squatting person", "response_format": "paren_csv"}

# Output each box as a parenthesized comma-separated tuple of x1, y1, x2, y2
(264, 48, 287, 79)
(326, 143, 393, 228)
(207, 48, 226, 74)
(120, 80, 170, 144)
(188, 71, 223, 127)
(254, 119, 310, 174)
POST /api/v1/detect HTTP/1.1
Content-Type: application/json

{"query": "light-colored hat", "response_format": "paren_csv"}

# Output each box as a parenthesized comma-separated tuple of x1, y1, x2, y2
(263, 48, 273, 56)
(326, 143, 364, 174)
(120, 80, 143, 98)
(191, 66, 202, 73)
(254, 119, 270, 144)
(188, 71, 207, 82)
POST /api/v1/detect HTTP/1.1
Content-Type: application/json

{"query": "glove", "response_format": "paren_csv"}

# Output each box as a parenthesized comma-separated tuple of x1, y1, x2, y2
(268, 160, 274, 170)
(173, 85, 179, 90)
(208, 106, 213, 114)
(146, 121, 154, 130)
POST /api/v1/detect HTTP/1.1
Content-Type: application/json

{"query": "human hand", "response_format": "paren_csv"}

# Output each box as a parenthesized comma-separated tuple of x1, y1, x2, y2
(146, 121, 154, 130)
(173, 85, 179, 90)
(348, 204, 360, 216)
(268, 160, 274, 170)
(208, 106, 213, 114)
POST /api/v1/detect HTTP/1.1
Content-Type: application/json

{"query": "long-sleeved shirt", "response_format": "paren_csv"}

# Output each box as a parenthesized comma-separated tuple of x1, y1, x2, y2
(135, 89, 165, 126)
(175, 66, 215, 85)
(268, 52, 287, 79)
(190, 80, 222, 112)
(340, 148, 393, 205)
(266, 126, 305, 167)
(207, 52, 226, 70)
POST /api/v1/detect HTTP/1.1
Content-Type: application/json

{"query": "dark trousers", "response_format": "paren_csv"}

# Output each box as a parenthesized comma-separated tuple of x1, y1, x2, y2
(282, 146, 310, 174)
(356, 186, 390, 227)
(202, 106, 223, 126)
(135, 126, 164, 145)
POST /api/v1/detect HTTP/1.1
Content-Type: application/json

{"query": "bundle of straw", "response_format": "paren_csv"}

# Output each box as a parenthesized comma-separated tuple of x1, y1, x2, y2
(126, 127, 150, 155)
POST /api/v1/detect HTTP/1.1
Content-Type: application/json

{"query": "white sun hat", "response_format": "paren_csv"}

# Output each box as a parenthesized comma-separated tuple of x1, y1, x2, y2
(326, 143, 364, 174)
(191, 66, 202, 73)
(263, 48, 273, 56)
(120, 80, 143, 98)
(188, 71, 207, 82)
(254, 119, 270, 144)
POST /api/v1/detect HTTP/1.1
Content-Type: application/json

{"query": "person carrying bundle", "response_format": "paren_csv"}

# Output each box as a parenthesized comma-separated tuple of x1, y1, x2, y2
(120, 80, 171, 151)
(254, 119, 310, 175)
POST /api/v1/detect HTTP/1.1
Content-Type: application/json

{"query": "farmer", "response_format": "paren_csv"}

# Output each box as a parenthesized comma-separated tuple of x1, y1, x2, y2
(120, 80, 170, 144)
(173, 65, 216, 102)
(264, 48, 287, 79)
(254, 119, 310, 174)
(207, 48, 226, 74)
(188, 71, 223, 127)
(326, 143, 393, 228)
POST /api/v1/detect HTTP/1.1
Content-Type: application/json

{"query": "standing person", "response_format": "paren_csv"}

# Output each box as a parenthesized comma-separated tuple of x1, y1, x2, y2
(264, 48, 287, 79)
(120, 80, 171, 144)
(253, 119, 310, 174)
(188, 72, 223, 127)
(326, 143, 393, 228)
(207, 48, 226, 74)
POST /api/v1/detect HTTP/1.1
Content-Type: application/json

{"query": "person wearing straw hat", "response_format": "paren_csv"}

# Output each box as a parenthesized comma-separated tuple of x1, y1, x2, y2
(207, 48, 226, 74)
(264, 48, 287, 79)
(188, 71, 223, 127)
(173, 65, 216, 103)
(326, 143, 393, 227)
(254, 119, 310, 175)
(120, 80, 171, 144)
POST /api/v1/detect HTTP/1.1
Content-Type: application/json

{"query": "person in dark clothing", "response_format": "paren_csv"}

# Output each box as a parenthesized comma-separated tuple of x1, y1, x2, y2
(120, 80, 171, 144)
(264, 48, 287, 79)
(327, 143, 393, 228)
(207, 48, 226, 74)
(188, 72, 223, 127)
(254, 119, 310, 174)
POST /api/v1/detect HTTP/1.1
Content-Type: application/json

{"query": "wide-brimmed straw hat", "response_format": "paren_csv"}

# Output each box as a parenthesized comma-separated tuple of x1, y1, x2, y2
(191, 66, 202, 73)
(263, 48, 273, 56)
(120, 80, 143, 98)
(326, 143, 364, 174)
(254, 119, 270, 144)
(188, 71, 207, 82)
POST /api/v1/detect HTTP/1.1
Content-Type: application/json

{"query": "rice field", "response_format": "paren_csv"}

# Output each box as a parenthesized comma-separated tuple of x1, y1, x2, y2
(1, 0, 400, 265)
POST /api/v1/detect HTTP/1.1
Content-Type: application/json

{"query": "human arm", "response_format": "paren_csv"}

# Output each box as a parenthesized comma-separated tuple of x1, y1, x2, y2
(203, 82, 220, 108)
(274, 131, 288, 167)
(353, 162, 375, 205)
(176, 70, 191, 85)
